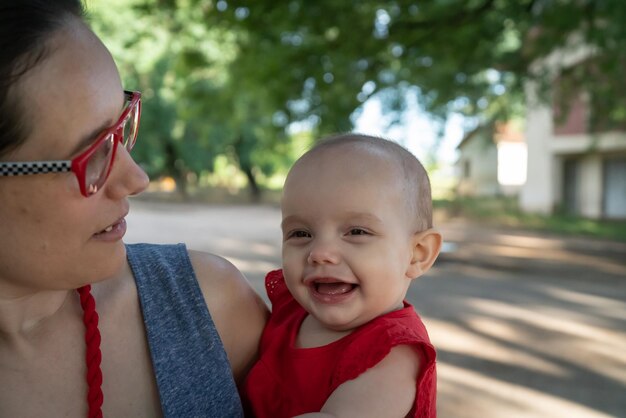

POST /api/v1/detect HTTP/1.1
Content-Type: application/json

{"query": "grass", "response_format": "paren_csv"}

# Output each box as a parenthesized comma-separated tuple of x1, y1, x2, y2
(137, 179, 626, 242)
(435, 196, 626, 242)
(136, 181, 283, 206)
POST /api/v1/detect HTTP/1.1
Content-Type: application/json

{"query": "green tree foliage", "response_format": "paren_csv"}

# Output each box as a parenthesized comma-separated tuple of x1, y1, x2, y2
(214, 0, 626, 128)
(225, 1, 626, 123)
(89, 0, 295, 199)
(88, 0, 626, 196)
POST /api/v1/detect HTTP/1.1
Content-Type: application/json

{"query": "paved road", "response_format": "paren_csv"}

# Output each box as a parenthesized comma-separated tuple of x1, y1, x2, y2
(125, 199, 626, 418)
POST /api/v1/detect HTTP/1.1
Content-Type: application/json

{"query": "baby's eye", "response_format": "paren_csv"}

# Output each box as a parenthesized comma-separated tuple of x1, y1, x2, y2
(348, 228, 370, 236)
(287, 230, 311, 239)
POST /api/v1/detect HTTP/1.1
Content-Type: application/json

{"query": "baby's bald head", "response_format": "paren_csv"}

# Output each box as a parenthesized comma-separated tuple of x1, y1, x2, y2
(287, 133, 433, 232)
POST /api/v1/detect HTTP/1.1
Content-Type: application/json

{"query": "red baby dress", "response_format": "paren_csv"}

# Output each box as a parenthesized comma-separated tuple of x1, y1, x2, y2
(244, 269, 437, 418)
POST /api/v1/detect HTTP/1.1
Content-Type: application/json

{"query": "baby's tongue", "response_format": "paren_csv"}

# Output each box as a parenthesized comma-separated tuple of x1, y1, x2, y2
(316, 282, 353, 295)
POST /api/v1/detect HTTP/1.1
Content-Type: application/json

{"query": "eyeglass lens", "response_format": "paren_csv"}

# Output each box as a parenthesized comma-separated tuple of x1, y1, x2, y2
(84, 101, 139, 195)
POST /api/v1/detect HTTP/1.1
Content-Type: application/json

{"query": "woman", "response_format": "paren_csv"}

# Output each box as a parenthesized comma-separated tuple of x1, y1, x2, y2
(0, 1, 267, 417)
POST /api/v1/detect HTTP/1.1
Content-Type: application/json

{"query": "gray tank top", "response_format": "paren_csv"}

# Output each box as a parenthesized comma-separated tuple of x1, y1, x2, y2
(126, 243, 244, 418)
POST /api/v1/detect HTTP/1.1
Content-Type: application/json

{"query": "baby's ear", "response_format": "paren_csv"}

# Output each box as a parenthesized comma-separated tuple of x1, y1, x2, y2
(406, 229, 442, 279)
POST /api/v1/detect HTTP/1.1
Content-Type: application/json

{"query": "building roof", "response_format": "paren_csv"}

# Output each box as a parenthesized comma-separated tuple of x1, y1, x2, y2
(494, 121, 525, 144)
(457, 121, 524, 149)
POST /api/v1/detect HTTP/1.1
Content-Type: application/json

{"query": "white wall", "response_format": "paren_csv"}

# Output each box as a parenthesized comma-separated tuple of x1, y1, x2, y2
(578, 155, 603, 218)
(497, 142, 527, 196)
(520, 82, 555, 214)
(457, 135, 499, 196)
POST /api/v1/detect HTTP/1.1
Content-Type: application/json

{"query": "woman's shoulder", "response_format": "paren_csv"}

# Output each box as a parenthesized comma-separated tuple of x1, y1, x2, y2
(187, 250, 265, 313)
(188, 249, 242, 285)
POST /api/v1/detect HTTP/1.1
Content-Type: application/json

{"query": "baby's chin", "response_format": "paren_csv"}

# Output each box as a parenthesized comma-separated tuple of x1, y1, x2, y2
(313, 313, 376, 333)
(313, 302, 406, 332)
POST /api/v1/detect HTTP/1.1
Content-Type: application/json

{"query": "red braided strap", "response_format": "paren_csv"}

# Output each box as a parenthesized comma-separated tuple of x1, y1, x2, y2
(77, 285, 103, 418)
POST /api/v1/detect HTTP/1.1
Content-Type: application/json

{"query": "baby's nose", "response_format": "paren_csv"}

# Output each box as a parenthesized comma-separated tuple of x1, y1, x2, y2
(307, 241, 341, 265)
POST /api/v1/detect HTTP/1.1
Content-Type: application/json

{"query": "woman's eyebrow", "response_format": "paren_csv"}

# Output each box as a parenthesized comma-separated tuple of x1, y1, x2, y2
(69, 121, 112, 156)
(69, 96, 125, 156)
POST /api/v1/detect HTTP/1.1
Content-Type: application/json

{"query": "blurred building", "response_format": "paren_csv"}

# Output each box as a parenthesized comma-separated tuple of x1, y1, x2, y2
(456, 121, 527, 197)
(521, 42, 626, 220)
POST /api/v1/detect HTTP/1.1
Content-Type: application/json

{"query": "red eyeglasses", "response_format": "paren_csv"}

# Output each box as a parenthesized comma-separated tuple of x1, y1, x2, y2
(0, 90, 141, 197)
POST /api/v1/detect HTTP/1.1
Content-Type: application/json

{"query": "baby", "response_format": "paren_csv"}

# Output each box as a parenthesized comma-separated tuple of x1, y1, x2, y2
(244, 133, 441, 417)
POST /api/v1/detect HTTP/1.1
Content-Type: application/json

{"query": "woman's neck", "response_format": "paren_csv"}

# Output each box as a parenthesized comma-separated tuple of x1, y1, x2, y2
(0, 288, 72, 337)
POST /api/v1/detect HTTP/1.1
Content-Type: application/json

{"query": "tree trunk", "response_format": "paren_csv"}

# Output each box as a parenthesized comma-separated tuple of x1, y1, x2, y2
(164, 141, 188, 199)
(242, 166, 261, 202)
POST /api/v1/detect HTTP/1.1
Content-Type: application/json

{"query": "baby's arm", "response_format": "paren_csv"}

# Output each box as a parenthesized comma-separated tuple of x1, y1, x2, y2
(293, 344, 421, 418)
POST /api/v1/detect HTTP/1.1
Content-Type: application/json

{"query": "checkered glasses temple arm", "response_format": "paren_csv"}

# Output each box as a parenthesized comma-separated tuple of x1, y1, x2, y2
(0, 161, 72, 176)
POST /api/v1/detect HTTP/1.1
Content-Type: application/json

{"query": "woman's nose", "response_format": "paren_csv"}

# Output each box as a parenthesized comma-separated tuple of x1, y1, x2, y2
(105, 145, 149, 199)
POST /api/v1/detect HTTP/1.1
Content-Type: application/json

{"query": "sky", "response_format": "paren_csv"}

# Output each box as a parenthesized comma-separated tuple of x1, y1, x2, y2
(353, 96, 468, 168)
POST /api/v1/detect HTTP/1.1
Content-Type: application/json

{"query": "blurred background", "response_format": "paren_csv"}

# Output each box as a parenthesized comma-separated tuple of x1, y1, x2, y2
(87, 1, 626, 416)
(86, 0, 626, 240)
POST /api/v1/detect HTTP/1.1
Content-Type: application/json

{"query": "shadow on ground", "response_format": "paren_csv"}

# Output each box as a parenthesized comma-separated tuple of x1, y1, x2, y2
(125, 201, 626, 418)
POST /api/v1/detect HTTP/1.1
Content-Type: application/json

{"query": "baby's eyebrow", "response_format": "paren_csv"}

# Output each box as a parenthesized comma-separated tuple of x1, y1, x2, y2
(343, 212, 383, 224)
(281, 215, 303, 230)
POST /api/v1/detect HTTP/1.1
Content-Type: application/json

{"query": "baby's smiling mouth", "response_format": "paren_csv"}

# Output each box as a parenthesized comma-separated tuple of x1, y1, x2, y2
(309, 278, 358, 296)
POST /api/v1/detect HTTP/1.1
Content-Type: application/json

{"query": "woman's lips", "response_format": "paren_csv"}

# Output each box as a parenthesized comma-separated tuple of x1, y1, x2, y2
(93, 218, 127, 241)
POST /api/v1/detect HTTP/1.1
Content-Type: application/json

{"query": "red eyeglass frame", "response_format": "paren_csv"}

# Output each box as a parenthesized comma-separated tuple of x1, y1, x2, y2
(72, 90, 142, 196)
(0, 90, 141, 197)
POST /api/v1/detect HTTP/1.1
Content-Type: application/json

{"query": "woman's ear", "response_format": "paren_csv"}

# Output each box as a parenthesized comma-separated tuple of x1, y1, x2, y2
(406, 229, 442, 279)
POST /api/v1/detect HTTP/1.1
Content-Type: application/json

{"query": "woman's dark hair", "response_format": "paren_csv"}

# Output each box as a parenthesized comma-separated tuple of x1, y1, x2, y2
(0, 0, 84, 156)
